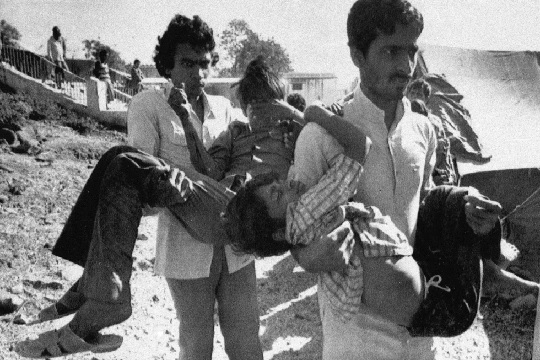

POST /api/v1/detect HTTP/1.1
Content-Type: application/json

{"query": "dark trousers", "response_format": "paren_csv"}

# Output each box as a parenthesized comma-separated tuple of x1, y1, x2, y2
(52, 145, 233, 303)
(408, 185, 501, 337)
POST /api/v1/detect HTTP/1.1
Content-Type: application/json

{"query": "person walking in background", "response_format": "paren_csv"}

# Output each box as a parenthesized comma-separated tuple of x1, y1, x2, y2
(93, 49, 115, 107)
(129, 59, 144, 95)
(46, 26, 69, 89)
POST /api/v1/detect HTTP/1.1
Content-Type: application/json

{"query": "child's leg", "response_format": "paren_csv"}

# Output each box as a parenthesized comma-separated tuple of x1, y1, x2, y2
(52, 145, 146, 266)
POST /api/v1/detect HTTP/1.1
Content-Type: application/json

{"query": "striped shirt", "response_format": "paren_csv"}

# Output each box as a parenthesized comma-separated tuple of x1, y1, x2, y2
(287, 154, 413, 320)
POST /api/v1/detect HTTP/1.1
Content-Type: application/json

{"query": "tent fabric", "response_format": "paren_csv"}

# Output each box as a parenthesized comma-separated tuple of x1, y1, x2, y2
(418, 45, 540, 175)
(420, 73, 492, 164)
(461, 168, 540, 280)
(422, 45, 540, 280)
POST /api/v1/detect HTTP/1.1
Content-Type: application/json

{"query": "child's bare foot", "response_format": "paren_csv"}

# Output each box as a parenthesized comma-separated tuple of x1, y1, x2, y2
(497, 238, 520, 270)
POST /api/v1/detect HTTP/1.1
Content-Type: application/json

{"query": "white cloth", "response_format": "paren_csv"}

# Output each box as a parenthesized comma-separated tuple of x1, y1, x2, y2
(343, 86, 436, 244)
(47, 36, 65, 62)
(127, 86, 253, 279)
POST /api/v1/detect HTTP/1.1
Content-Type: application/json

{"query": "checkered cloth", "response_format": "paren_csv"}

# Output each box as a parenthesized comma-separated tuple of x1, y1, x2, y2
(287, 154, 413, 321)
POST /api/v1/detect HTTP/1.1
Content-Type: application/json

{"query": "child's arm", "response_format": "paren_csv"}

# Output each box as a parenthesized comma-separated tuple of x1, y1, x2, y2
(304, 105, 369, 165)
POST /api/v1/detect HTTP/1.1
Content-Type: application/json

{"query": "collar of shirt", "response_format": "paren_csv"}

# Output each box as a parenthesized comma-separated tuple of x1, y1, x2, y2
(351, 85, 408, 133)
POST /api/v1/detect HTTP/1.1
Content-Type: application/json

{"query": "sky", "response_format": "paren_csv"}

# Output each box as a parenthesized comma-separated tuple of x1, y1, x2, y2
(2, 0, 540, 88)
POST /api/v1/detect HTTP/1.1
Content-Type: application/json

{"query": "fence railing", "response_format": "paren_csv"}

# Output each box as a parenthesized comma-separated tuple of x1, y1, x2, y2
(1, 44, 87, 104)
(110, 68, 139, 97)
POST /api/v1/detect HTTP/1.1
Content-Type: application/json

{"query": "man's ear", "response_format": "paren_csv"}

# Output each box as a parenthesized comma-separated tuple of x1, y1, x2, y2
(349, 46, 364, 68)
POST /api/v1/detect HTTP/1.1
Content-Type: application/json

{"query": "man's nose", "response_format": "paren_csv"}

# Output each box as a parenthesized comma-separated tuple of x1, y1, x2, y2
(396, 52, 416, 75)
(191, 65, 208, 79)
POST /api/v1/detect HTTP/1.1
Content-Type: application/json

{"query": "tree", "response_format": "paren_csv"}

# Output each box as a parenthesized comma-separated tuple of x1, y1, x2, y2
(0, 19, 22, 47)
(82, 39, 126, 71)
(217, 19, 293, 77)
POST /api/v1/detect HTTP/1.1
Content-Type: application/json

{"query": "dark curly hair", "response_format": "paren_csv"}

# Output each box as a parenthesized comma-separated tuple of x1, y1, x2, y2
(287, 93, 306, 112)
(154, 14, 215, 78)
(235, 56, 284, 111)
(347, 0, 424, 56)
(223, 172, 292, 258)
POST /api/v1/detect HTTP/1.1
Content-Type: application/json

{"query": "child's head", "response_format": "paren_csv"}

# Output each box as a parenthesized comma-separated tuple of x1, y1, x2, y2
(235, 56, 284, 113)
(223, 172, 305, 257)
(287, 93, 306, 112)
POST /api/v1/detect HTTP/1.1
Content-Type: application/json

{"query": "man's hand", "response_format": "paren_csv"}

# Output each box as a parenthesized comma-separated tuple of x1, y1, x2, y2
(168, 83, 190, 121)
(464, 188, 503, 235)
(290, 221, 355, 273)
(146, 166, 194, 208)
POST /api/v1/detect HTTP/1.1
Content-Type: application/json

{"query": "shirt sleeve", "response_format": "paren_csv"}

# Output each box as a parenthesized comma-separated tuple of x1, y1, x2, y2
(287, 154, 362, 245)
(127, 94, 160, 156)
(290, 123, 344, 189)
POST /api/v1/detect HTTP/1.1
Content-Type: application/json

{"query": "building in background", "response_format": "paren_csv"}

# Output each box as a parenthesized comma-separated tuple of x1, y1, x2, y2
(282, 72, 340, 107)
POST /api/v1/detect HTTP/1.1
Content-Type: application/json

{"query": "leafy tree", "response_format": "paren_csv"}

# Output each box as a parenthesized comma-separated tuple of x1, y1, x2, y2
(217, 19, 293, 77)
(0, 19, 22, 46)
(82, 39, 126, 71)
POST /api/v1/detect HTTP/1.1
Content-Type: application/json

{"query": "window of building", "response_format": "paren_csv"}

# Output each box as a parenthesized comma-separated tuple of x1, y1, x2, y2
(292, 83, 303, 91)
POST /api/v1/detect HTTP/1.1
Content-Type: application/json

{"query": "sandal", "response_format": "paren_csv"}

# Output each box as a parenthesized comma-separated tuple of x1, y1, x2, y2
(27, 291, 85, 325)
(15, 324, 122, 358)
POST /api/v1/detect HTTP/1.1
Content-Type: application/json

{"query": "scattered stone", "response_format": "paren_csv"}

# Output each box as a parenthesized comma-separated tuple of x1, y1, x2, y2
(12, 313, 29, 325)
(0, 128, 17, 145)
(152, 295, 159, 303)
(0, 296, 18, 316)
(10, 284, 24, 294)
(509, 293, 537, 310)
(22, 279, 63, 290)
(35, 152, 55, 163)
(137, 233, 148, 241)
(138, 260, 152, 271)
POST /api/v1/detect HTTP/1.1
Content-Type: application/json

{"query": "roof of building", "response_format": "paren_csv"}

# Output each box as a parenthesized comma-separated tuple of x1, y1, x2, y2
(283, 72, 337, 79)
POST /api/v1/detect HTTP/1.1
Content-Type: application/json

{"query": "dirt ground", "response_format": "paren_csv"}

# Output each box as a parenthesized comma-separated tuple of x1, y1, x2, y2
(0, 120, 536, 359)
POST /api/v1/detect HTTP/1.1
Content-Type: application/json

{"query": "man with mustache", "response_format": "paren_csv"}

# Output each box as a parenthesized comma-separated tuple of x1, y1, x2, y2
(288, 0, 502, 358)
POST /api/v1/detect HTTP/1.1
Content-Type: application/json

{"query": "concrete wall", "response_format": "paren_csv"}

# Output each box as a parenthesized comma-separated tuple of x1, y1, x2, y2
(0, 62, 127, 127)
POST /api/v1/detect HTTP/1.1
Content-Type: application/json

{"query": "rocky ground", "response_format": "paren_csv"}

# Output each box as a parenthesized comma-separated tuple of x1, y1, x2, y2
(0, 118, 537, 359)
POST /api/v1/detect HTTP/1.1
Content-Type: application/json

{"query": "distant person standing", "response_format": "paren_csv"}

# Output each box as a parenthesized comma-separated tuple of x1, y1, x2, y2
(47, 26, 69, 89)
(129, 59, 144, 94)
(93, 49, 115, 106)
